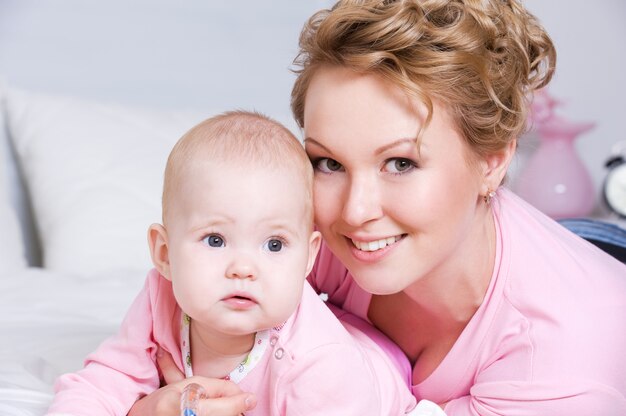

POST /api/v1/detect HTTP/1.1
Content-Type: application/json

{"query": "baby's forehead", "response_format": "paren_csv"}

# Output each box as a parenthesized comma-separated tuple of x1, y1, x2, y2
(174, 157, 310, 199)
(163, 118, 313, 219)
(185, 155, 307, 181)
(166, 164, 312, 230)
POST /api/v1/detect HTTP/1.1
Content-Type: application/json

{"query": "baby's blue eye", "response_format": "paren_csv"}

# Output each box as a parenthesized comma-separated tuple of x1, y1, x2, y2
(266, 239, 283, 252)
(204, 234, 224, 247)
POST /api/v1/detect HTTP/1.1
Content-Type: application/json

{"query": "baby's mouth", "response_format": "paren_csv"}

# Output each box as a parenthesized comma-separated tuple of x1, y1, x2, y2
(222, 292, 257, 304)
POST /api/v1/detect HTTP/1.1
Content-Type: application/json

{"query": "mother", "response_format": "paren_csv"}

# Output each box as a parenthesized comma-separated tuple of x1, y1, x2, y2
(132, 0, 626, 414)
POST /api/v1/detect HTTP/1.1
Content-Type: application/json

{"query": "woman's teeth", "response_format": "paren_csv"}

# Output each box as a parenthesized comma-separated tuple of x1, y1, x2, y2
(351, 235, 401, 252)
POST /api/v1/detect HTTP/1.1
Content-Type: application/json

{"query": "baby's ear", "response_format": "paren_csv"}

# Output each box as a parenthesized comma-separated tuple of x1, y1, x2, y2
(148, 223, 172, 280)
(305, 231, 322, 277)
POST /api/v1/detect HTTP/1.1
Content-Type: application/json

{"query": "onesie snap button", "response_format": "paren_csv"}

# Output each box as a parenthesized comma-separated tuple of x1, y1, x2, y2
(270, 336, 278, 346)
(274, 348, 284, 360)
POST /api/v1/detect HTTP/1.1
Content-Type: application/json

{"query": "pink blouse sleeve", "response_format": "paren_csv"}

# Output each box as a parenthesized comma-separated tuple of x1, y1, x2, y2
(46, 272, 163, 416)
(307, 241, 354, 308)
(444, 380, 626, 415)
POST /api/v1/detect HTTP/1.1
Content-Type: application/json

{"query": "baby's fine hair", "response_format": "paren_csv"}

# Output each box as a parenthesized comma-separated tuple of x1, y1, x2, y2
(291, 0, 556, 157)
(162, 110, 313, 222)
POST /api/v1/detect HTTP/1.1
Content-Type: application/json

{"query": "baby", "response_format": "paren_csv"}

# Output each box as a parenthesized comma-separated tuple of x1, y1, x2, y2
(46, 111, 418, 415)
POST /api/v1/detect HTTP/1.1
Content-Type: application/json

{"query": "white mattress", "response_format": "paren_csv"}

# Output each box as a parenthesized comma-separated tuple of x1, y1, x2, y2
(0, 269, 143, 416)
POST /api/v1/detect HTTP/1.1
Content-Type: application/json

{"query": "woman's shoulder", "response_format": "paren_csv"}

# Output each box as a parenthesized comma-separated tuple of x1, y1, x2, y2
(493, 188, 626, 333)
(496, 188, 626, 289)
(443, 191, 626, 406)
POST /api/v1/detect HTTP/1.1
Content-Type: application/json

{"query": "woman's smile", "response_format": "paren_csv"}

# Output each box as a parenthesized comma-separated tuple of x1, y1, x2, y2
(349, 234, 406, 252)
(346, 233, 407, 264)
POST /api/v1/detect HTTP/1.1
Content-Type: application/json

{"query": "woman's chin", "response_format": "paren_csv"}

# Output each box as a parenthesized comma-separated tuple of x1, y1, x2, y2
(347, 266, 407, 296)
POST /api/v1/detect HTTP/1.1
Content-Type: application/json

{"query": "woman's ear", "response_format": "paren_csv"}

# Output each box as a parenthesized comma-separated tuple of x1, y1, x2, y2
(305, 231, 322, 278)
(481, 139, 516, 195)
(148, 223, 172, 280)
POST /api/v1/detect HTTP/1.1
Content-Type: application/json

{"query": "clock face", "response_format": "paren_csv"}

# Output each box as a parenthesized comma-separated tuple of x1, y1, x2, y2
(605, 163, 626, 216)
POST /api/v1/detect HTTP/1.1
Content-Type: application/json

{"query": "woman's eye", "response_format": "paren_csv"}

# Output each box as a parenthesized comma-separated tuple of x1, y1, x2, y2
(265, 239, 283, 252)
(384, 158, 415, 174)
(316, 158, 344, 173)
(203, 234, 224, 247)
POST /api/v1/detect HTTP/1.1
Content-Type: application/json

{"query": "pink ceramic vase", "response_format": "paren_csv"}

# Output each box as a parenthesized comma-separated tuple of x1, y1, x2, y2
(517, 115, 595, 219)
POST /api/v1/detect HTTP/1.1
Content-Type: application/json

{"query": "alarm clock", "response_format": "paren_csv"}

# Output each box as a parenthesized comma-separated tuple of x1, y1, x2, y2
(603, 153, 626, 217)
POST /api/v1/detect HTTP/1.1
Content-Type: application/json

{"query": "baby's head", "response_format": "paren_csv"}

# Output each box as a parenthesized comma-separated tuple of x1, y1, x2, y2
(149, 111, 321, 336)
(161, 111, 315, 228)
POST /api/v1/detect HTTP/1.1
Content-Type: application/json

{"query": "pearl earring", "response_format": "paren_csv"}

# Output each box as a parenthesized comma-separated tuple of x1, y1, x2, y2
(483, 189, 496, 204)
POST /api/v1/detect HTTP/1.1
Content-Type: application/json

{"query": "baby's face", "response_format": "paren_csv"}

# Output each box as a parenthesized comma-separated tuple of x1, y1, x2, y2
(164, 160, 318, 336)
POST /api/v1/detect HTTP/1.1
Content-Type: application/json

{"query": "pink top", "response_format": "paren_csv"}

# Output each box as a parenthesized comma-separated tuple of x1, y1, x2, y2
(309, 188, 626, 415)
(47, 269, 416, 416)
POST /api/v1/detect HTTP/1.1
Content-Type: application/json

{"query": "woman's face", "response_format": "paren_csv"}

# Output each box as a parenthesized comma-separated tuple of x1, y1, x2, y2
(303, 66, 487, 295)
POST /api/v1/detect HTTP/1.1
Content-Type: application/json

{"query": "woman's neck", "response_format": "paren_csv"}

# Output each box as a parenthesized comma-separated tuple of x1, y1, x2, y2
(403, 205, 496, 325)
(189, 320, 255, 379)
(367, 206, 497, 382)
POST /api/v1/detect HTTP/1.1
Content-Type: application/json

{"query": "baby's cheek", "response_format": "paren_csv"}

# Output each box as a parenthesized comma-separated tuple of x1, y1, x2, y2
(272, 285, 304, 324)
(173, 281, 208, 315)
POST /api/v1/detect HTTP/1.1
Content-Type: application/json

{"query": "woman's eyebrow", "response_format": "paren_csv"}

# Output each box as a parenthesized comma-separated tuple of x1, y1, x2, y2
(303, 137, 331, 153)
(304, 136, 416, 156)
(374, 138, 417, 156)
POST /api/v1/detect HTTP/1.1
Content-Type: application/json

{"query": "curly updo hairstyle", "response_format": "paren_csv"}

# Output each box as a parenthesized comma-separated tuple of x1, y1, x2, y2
(291, 0, 556, 157)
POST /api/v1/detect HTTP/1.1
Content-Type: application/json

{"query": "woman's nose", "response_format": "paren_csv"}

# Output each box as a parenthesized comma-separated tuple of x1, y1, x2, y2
(341, 175, 383, 226)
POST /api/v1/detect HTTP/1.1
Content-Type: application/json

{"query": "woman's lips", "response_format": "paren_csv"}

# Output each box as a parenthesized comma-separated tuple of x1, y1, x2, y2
(346, 234, 406, 262)
(350, 234, 404, 252)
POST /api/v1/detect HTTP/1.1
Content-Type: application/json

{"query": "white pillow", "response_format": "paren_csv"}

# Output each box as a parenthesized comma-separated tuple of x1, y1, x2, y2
(0, 86, 28, 274)
(4, 88, 208, 277)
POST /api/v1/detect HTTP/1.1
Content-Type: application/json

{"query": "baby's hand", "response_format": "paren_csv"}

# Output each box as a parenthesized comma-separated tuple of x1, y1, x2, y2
(128, 376, 256, 416)
(127, 348, 256, 416)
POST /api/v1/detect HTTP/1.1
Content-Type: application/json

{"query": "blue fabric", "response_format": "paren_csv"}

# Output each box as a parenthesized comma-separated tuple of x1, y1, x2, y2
(558, 218, 626, 247)
(558, 218, 626, 263)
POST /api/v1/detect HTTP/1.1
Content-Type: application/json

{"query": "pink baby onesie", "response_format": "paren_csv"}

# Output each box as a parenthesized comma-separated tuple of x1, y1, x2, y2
(47, 269, 417, 415)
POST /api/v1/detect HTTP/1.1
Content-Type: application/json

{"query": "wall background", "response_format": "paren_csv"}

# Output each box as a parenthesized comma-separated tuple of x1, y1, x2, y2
(0, 0, 624, 214)
(521, 0, 626, 216)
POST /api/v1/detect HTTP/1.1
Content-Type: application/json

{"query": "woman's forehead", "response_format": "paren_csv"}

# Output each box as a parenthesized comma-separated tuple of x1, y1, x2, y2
(302, 69, 480, 166)
(305, 71, 425, 130)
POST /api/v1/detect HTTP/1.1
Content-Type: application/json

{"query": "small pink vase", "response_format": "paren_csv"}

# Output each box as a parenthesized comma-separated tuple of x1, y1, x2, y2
(517, 115, 595, 219)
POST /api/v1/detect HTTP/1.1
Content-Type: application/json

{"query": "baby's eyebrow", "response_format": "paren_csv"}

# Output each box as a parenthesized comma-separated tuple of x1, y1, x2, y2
(254, 217, 304, 238)
(264, 223, 301, 238)
(189, 216, 235, 233)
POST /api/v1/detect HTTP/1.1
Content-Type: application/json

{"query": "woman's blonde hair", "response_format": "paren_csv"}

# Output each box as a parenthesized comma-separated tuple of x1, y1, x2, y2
(291, 0, 556, 157)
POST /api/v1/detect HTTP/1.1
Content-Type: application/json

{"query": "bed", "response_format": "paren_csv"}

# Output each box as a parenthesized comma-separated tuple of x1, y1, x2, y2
(0, 2, 329, 414)
(0, 1, 624, 415)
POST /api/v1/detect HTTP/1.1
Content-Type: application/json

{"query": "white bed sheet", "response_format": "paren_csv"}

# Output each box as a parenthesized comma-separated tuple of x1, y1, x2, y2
(0, 268, 144, 416)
